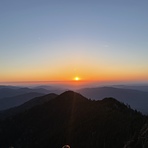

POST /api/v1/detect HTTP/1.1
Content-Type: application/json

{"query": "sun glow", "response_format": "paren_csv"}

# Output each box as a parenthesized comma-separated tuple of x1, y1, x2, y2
(74, 77, 80, 81)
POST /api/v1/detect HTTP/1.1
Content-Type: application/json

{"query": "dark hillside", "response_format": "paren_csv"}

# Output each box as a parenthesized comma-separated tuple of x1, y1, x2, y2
(0, 91, 147, 148)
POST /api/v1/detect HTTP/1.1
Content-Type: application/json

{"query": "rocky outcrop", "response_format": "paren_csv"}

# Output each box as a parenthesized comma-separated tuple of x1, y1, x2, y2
(124, 123, 148, 148)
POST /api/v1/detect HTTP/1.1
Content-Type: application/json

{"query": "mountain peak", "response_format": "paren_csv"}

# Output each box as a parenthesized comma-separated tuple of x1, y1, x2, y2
(0, 90, 146, 148)
(57, 90, 88, 102)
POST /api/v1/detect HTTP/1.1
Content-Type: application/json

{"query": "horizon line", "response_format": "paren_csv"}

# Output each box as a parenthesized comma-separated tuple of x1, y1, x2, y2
(0, 80, 148, 85)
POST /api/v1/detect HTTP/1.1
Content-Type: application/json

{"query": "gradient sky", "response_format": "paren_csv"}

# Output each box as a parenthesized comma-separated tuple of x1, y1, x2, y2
(0, 0, 148, 83)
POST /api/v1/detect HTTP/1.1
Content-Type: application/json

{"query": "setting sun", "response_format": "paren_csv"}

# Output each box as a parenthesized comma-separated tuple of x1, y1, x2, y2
(74, 77, 80, 81)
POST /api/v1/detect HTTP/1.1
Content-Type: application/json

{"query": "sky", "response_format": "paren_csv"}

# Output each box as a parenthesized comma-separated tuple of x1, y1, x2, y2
(0, 0, 148, 84)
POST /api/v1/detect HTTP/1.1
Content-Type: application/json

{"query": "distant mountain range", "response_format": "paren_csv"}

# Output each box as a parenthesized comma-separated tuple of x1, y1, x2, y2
(0, 91, 147, 148)
(1, 85, 148, 114)
(0, 85, 65, 110)
(0, 85, 64, 99)
(77, 86, 148, 114)
(0, 93, 57, 119)
(0, 86, 48, 98)
(0, 92, 44, 110)
(112, 85, 148, 92)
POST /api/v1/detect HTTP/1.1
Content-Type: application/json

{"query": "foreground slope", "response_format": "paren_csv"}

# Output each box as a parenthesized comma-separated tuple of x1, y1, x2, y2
(0, 91, 147, 148)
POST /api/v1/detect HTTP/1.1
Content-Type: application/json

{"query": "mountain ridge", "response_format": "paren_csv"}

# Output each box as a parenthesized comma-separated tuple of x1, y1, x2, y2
(77, 86, 148, 114)
(0, 91, 146, 148)
(0, 93, 58, 119)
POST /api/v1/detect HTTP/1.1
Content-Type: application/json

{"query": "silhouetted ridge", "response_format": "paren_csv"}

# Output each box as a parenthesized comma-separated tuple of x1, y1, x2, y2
(0, 91, 146, 148)
(77, 86, 148, 114)
(101, 97, 125, 107)
(100, 97, 133, 114)
(0, 93, 58, 119)
(56, 91, 89, 102)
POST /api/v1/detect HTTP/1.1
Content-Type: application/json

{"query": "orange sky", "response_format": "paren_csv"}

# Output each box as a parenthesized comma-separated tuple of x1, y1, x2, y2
(0, 1, 148, 84)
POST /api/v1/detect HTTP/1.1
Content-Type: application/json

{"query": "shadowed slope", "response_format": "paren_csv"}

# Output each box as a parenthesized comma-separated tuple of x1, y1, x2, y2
(0, 91, 146, 148)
